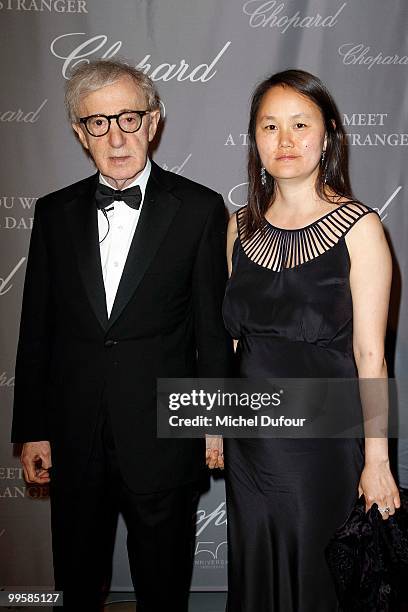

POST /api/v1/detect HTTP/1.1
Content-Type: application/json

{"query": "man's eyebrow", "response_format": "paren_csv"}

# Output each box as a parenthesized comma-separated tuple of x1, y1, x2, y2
(89, 108, 140, 116)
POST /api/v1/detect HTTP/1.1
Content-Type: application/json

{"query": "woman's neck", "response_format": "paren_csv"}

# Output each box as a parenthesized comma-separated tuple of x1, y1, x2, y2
(271, 176, 322, 216)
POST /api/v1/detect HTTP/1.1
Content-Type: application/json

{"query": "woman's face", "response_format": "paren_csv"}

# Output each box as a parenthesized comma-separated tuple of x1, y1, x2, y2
(255, 85, 327, 183)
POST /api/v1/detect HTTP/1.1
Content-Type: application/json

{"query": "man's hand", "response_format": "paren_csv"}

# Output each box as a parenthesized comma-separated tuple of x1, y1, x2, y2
(21, 441, 52, 484)
(206, 436, 224, 470)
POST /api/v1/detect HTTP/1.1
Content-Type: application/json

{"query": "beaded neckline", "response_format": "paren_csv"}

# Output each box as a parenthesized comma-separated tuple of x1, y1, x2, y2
(237, 202, 376, 272)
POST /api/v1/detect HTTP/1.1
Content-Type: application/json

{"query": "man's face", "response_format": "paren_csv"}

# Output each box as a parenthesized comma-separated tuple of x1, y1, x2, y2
(72, 76, 160, 190)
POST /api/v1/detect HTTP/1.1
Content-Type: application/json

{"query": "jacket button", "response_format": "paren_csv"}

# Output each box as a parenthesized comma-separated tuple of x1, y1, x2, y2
(104, 339, 117, 348)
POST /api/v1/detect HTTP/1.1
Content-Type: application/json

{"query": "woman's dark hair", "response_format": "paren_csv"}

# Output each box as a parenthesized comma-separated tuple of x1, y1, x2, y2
(244, 69, 355, 238)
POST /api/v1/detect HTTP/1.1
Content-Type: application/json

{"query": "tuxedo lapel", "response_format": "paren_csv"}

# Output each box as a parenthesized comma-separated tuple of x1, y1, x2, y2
(107, 163, 181, 329)
(64, 173, 109, 330)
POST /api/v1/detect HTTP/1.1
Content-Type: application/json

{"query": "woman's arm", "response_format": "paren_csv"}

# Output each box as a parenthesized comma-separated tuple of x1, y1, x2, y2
(206, 213, 239, 469)
(227, 213, 239, 352)
(346, 211, 400, 518)
(226, 212, 238, 276)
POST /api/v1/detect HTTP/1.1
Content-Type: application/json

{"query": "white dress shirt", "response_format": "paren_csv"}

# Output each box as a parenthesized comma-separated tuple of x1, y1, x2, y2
(98, 159, 151, 317)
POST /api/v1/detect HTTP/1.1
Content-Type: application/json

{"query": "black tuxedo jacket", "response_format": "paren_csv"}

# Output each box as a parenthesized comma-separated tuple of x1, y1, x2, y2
(12, 161, 233, 493)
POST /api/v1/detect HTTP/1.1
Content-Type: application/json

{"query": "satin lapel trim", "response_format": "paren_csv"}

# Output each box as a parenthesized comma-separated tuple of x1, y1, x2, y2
(107, 173, 180, 329)
(64, 176, 109, 330)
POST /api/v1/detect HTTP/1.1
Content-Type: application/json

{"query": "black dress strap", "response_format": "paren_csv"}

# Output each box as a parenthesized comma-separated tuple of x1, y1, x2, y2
(237, 203, 378, 272)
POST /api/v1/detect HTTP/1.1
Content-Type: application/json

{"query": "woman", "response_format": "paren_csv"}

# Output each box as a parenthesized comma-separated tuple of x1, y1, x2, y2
(220, 70, 400, 611)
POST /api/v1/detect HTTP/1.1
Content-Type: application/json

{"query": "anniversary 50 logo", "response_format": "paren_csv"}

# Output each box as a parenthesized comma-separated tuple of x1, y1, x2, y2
(195, 501, 227, 567)
(50, 33, 231, 81)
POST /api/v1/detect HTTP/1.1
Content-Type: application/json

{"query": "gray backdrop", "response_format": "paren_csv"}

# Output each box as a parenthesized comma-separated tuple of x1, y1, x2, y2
(1, 0, 407, 592)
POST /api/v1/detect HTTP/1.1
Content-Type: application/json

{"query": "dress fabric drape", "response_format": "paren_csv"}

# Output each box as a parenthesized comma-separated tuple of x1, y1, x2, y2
(222, 203, 377, 611)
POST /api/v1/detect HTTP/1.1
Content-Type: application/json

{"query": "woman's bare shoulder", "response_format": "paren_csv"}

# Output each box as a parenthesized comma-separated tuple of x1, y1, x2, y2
(227, 211, 239, 239)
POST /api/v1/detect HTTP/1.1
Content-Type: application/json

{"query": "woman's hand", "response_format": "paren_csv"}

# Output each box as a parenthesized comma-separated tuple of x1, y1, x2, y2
(358, 459, 400, 520)
(206, 436, 224, 470)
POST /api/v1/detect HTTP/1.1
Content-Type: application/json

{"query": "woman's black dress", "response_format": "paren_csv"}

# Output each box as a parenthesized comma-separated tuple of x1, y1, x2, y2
(222, 202, 377, 611)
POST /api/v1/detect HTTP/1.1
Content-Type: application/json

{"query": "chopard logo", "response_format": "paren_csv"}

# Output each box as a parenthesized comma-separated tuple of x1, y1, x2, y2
(0, 258, 26, 296)
(227, 183, 402, 223)
(195, 502, 227, 562)
(338, 44, 408, 69)
(0, 373, 15, 387)
(51, 33, 231, 82)
(0, 100, 47, 123)
(0, 0, 87, 11)
(243, 0, 347, 32)
(228, 182, 249, 208)
(161, 154, 192, 176)
(195, 502, 227, 537)
(374, 186, 402, 223)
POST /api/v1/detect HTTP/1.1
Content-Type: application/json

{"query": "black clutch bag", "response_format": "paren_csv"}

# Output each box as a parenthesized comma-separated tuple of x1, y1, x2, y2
(325, 490, 408, 611)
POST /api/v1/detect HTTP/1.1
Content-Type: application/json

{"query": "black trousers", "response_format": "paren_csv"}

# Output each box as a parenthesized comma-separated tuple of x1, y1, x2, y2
(50, 409, 199, 612)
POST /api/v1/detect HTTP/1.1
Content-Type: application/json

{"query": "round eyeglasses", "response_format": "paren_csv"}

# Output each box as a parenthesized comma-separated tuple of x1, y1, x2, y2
(79, 110, 150, 137)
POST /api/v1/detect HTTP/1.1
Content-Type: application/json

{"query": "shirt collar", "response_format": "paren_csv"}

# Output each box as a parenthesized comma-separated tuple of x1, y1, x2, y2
(99, 158, 152, 204)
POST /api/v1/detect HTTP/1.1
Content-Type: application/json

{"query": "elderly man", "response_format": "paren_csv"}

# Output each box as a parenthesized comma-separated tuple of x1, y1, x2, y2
(11, 59, 232, 611)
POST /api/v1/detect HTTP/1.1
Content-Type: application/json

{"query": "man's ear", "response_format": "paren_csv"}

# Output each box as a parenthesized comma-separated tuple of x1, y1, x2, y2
(148, 110, 161, 143)
(72, 123, 89, 150)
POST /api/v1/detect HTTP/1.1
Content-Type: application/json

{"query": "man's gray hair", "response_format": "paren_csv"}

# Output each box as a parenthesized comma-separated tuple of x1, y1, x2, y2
(65, 59, 160, 123)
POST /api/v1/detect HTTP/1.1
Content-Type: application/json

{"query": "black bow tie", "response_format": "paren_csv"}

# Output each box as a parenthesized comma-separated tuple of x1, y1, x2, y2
(95, 183, 142, 210)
